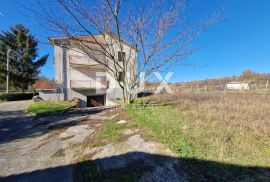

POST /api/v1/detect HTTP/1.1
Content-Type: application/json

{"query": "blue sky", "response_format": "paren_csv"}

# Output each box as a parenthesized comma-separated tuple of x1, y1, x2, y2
(0, 0, 270, 82)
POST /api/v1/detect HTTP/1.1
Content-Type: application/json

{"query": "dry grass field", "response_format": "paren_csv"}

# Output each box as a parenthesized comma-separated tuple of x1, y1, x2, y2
(128, 91, 270, 181)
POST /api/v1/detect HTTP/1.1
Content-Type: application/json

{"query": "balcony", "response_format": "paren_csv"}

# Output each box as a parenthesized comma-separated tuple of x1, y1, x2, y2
(69, 55, 107, 69)
(70, 78, 109, 90)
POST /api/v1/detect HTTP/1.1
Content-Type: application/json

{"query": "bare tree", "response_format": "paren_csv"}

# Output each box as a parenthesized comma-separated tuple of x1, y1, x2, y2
(26, 0, 221, 103)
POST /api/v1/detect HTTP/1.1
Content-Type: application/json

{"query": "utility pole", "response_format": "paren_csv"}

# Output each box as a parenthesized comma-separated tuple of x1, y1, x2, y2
(6, 48, 10, 94)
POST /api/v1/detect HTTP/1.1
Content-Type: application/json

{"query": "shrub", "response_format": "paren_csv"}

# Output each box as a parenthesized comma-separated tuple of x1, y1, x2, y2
(0, 93, 33, 101)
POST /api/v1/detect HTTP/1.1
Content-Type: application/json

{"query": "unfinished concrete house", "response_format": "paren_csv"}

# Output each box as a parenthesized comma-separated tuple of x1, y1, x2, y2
(47, 33, 137, 107)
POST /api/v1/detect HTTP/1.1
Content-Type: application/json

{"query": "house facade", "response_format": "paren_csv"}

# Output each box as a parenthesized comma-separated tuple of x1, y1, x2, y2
(48, 34, 137, 107)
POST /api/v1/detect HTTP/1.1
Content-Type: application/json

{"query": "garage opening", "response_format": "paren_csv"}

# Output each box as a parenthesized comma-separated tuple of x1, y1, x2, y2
(87, 95, 105, 107)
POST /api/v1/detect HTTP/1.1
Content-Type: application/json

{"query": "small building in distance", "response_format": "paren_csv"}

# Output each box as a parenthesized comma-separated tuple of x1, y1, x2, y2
(225, 82, 250, 90)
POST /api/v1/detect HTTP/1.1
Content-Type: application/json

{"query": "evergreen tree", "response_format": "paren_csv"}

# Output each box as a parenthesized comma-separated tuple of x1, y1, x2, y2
(0, 24, 48, 92)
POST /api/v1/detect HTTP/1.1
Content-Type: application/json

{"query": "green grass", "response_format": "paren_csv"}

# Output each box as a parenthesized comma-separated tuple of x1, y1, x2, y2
(27, 101, 76, 116)
(127, 104, 195, 156)
(127, 98, 270, 181)
(79, 120, 141, 181)
(96, 120, 125, 142)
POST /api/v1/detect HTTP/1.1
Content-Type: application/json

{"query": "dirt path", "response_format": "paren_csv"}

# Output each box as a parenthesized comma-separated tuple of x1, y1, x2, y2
(0, 105, 185, 181)
(72, 109, 187, 181)
(0, 102, 104, 181)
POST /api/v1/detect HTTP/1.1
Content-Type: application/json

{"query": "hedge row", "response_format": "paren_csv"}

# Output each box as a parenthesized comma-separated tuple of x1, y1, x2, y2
(0, 93, 33, 101)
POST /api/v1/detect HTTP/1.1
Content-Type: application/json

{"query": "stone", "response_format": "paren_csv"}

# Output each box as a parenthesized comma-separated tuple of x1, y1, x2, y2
(118, 129, 134, 136)
(116, 120, 128, 125)
(83, 147, 101, 156)
(90, 134, 182, 180)
(88, 114, 119, 120)
(33, 96, 43, 102)
(95, 123, 103, 127)
(59, 125, 95, 144)
(48, 115, 88, 128)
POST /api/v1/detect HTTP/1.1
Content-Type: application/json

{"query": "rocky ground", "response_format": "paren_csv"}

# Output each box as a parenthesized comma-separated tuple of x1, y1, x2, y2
(67, 108, 187, 181)
(0, 101, 186, 182)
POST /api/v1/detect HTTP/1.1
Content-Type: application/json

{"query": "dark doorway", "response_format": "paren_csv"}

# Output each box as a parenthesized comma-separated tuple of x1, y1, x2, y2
(87, 95, 105, 107)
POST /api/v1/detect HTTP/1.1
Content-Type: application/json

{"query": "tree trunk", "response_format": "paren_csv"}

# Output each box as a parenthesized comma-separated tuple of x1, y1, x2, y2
(21, 83, 24, 93)
(122, 86, 132, 104)
(21, 83, 27, 93)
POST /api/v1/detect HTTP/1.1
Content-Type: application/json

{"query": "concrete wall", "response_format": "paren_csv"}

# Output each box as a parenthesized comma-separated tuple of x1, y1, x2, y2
(53, 45, 63, 85)
(39, 90, 64, 101)
(52, 34, 136, 107)
(65, 88, 119, 107)
(104, 34, 137, 99)
(105, 34, 137, 83)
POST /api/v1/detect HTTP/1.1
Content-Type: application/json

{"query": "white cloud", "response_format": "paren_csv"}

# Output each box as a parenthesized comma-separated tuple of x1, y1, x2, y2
(0, 12, 4, 17)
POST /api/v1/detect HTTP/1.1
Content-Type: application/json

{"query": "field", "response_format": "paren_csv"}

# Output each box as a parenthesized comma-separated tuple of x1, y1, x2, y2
(128, 91, 270, 181)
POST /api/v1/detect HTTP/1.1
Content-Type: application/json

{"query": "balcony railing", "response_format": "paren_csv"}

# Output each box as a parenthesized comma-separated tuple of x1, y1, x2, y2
(70, 78, 109, 90)
(69, 55, 107, 68)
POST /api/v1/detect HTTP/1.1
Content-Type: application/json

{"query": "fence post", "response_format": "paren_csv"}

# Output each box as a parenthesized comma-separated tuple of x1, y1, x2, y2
(264, 80, 269, 97)
(255, 83, 258, 90)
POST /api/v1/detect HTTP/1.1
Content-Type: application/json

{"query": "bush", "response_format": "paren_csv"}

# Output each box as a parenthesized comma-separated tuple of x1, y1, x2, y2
(0, 93, 33, 101)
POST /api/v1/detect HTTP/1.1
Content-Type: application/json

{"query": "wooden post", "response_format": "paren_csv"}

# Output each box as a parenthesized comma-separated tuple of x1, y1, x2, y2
(264, 80, 269, 97)
(255, 83, 258, 90)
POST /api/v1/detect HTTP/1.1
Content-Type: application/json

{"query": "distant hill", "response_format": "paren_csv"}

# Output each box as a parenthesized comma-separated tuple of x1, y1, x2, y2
(175, 70, 270, 87)
(143, 70, 270, 93)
